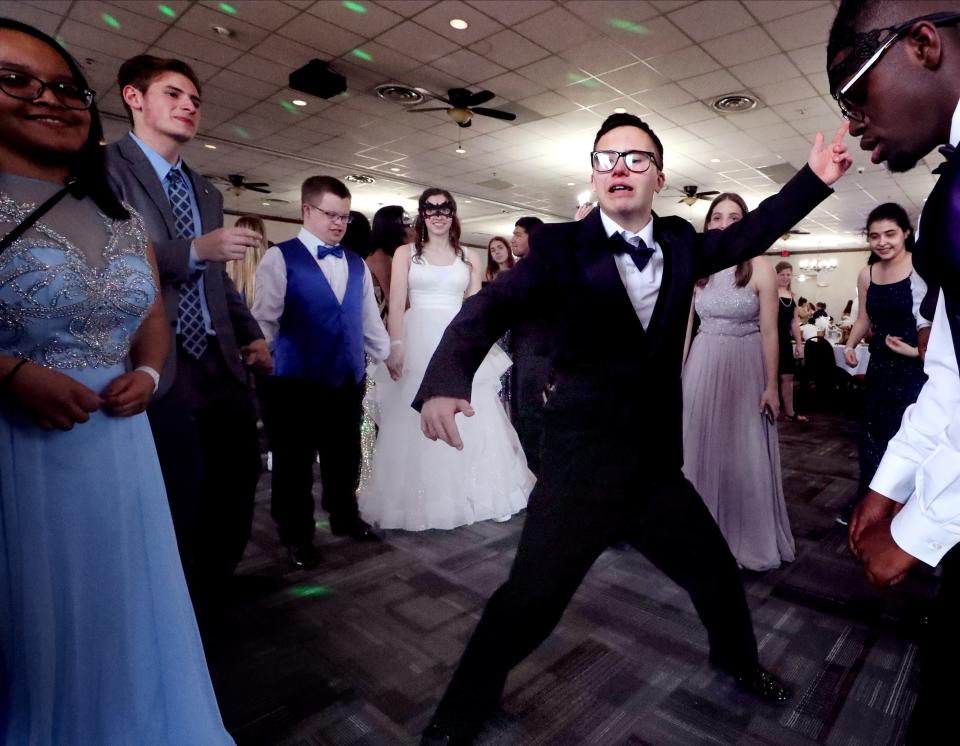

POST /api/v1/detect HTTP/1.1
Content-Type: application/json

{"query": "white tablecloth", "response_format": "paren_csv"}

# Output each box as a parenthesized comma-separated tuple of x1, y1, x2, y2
(834, 344, 870, 376)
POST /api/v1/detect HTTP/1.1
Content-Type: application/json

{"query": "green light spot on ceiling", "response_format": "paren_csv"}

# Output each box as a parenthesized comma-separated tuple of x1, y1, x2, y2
(55, 35, 67, 48)
(609, 18, 648, 34)
(280, 100, 300, 114)
(218, 2, 237, 15)
(351, 49, 373, 62)
(342, 0, 367, 13)
(157, 4, 177, 19)
(339, 91, 349, 97)
(101, 13, 121, 29)
(232, 126, 250, 140)
(289, 585, 331, 598)
(315, 520, 329, 528)
(567, 73, 600, 89)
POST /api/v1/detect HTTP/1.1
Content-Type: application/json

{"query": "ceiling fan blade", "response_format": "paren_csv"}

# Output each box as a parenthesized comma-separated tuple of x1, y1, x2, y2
(466, 89, 495, 107)
(788, 229, 811, 235)
(244, 182, 270, 189)
(247, 186, 272, 194)
(447, 87, 473, 107)
(697, 190, 719, 198)
(406, 106, 451, 113)
(457, 119, 472, 128)
(471, 106, 516, 121)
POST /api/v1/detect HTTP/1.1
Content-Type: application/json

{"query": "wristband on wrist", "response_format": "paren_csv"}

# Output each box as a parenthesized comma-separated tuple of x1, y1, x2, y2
(390, 340, 403, 348)
(135, 365, 160, 393)
(0, 358, 29, 394)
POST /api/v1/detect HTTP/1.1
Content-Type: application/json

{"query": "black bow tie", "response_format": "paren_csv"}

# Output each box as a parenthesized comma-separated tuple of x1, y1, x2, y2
(931, 143, 958, 175)
(609, 231, 654, 272)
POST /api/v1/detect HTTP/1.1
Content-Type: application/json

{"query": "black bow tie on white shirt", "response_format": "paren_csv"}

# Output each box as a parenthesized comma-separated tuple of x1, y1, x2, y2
(931, 144, 959, 175)
(609, 231, 654, 272)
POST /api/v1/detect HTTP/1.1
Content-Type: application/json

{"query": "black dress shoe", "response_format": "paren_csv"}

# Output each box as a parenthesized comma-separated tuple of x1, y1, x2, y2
(287, 543, 320, 569)
(330, 517, 382, 542)
(420, 722, 475, 746)
(729, 665, 792, 704)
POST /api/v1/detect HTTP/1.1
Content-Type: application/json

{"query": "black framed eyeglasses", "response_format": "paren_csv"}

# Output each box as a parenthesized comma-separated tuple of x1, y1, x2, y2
(305, 203, 352, 223)
(0, 68, 95, 110)
(590, 149, 660, 174)
(831, 11, 960, 122)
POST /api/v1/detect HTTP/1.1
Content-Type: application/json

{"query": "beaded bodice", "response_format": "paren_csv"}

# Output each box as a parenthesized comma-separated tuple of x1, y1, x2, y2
(694, 265, 760, 337)
(0, 174, 156, 369)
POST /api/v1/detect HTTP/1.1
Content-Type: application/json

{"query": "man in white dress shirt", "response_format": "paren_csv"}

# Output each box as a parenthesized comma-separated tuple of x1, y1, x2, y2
(828, 1, 960, 740)
(253, 176, 390, 568)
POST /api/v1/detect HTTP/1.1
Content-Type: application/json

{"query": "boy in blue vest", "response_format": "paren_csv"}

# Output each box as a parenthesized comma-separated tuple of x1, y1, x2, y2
(253, 176, 390, 568)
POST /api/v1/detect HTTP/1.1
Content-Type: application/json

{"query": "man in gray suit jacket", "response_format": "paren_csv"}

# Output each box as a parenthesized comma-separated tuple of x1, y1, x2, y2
(105, 54, 271, 598)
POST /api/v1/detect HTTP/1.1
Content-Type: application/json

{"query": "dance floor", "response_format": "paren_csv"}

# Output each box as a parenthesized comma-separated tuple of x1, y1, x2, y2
(202, 406, 936, 745)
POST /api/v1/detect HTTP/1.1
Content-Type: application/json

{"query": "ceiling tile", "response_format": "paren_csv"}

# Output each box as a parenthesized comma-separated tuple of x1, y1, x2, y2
(470, 30, 550, 70)
(153, 27, 245, 65)
(175, 3, 273, 51)
(742, 0, 830, 22)
(198, 83, 260, 112)
(764, 4, 836, 52)
(199, 0, 301, 30)
(376, 20, 460, 63)
(276, 13, 366, 57)
(597, 62, 666, 95)
(563, 0, 659, 39)
(616, 15, 692, 58)
(669, 0, 754, 42)
(560, 38, 639, 76)
(557, 79, 621, 107)
(68, 1, 168, 44)
(514, 6, 599, 53)
(413, 0, 504, 44)
(478, 71, 547, 101)
(207, 69, 280, 99)
(306, 0, 404, 36)
(248, 34, 319, 68)
(770, 95, 832, 121)
(660, 100, 716, 125)
(701, 25, 780, 67)
(465, 0, 553, 25)
(375, 1, 437, 17)
(433, 48, 507, 84)
(787, 43, 827, 76)
(677, 69, 742, 100)
(59, 19, 150, 60)
(730, 53, 801, 88)
(725, 107, 784, 129)
(517, 91, 581, 117)
(645, 46, 719, 81)
(335, 41, 422, 77)
(632, 83, 695, 110)
(515, 55, 587, 90)
(227, 54, 293, 87)
(0, 0, 60, 33)
(753, 77, 819, 106)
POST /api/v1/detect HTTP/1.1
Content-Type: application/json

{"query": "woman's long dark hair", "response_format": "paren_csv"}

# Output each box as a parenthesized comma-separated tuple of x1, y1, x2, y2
(699, 192, 751, 288)
(485, 236, 513, 280)
(413, 187, 466, 264)
(370, 204, 407, 257)
(0, 18, 128, 220)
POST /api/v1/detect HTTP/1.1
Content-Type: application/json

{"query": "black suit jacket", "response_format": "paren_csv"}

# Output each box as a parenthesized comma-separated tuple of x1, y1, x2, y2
(415, 165, 832, 498)
(105, 134, 263, 396)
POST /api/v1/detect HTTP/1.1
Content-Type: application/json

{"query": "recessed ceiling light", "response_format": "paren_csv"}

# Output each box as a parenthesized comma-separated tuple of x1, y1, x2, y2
(567, 182, 575, 186)
(204, 143, 217, 149)
(710, 158, 720, 163)
(210, 24, 234, 37)
(613, 107, 626, 114)
(390, 167, 401, 172)
(291, 99, 307, 106)
(262, 201, 270, 206)
(712, 93, 757, 113)
(450, 18, 469, 30)
(464, 200, 472, 203)
(455, 146, 466, 154)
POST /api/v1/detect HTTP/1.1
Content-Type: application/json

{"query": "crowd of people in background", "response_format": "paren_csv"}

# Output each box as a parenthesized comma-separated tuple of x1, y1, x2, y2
(3, 1, 960, 742)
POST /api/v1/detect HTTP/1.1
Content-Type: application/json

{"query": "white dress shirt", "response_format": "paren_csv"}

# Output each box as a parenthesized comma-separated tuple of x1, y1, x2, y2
(598, 209, 663, 328)
(251, 227, 391, 362)
(869, 97, 960, 566)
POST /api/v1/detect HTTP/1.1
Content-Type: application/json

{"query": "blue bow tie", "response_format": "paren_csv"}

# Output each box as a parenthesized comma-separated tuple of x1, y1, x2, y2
(317, 244, 344, 259)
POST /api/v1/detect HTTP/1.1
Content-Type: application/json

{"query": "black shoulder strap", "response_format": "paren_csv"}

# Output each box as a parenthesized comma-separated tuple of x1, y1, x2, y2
(0, 177, 81, 256)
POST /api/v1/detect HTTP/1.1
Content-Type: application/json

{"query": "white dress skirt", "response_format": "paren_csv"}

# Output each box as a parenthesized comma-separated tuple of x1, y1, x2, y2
(359, 251, 534, 530)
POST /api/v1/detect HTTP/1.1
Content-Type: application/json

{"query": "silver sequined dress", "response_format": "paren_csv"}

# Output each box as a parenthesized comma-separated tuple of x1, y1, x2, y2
(0, 173, 231, 743)
(682, 266, 795, 571)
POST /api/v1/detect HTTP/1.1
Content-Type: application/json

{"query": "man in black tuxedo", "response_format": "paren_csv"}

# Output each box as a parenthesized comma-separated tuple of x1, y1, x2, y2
(416, 112, 852, 743)
(105, 55, 271, 597)
(828, 2, 960, 741)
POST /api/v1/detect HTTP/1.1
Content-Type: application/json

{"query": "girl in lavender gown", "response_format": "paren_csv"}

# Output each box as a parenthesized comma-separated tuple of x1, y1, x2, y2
(682, 193, 795, 571)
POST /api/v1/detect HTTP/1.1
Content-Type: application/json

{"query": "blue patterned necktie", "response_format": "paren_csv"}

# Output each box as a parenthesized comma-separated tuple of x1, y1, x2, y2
(609, 231, 654, 272)
(166, 168, 207, 358)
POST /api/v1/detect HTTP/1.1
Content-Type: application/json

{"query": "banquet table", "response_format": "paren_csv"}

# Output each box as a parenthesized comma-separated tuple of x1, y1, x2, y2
(834, 344, 871, 376)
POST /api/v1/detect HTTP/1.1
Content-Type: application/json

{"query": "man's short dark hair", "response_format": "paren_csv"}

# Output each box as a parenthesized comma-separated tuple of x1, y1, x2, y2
(515, 216, 543, 234)
(301, 175, 351, 204)
(117, 55, 202, 124)
(592, 113, 664, 169)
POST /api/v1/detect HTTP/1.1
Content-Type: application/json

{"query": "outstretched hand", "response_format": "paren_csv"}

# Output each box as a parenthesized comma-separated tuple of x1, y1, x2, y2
(807, 121, 853, 186)
(420, 396, 474, 450)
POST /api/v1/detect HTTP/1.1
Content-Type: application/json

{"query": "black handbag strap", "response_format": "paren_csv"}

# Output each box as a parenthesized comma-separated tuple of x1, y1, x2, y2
(0, 177, 81, 256)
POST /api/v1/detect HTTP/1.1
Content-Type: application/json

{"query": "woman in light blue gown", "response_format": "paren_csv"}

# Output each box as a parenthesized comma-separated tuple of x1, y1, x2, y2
(0, 19, 232, 743)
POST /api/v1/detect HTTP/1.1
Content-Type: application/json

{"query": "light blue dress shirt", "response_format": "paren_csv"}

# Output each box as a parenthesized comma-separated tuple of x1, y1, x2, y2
(128, 132, 215, 336)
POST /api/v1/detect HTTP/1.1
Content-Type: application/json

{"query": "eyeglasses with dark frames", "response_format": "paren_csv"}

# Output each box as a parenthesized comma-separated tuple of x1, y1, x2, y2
(831, 11, 960, 122)
(0, 68, 95, 110)
(590, 149, 660, 174)
(305, 203, 353, 223)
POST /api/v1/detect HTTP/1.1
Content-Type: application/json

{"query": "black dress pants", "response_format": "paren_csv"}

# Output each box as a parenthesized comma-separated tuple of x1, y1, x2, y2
(433, 473, 758, 732)
(906, 545, 960, 744)
(147, 339, 260, 594)
(264, 375, 365, 546)
(509, 353, 551, 476)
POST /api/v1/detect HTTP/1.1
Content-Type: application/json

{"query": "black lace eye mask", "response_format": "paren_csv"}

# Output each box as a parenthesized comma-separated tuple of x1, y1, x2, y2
(421, 201, 454, 217)
(828, 27, 892, 90)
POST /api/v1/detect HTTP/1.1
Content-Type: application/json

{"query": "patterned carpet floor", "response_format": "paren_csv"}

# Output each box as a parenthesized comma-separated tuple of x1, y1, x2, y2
(202, 405, 935, 745)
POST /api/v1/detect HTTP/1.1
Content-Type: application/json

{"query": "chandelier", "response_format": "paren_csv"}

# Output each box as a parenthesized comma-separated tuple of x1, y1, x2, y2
(797, 257, 838, 272)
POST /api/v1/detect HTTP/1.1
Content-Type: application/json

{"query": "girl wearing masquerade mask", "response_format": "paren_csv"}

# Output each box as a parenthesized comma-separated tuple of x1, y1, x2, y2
(360, 188, 534, 530)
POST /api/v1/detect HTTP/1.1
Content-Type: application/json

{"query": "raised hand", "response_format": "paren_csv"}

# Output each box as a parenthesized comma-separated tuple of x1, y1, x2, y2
(807, 121, 853, 186)
(420, 396, 474, 450)
(193, 227, 263, 263)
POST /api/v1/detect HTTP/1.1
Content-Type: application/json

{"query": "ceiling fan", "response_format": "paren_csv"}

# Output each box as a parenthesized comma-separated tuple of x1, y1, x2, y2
(406, 87, 517, 128)
(677, 185, 719, 206)
(780, 228, 812, 240)
(207, 173, 272, 195)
